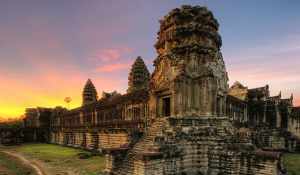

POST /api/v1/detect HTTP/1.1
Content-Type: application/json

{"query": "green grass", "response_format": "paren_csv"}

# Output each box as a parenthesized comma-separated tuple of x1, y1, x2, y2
(283, 153, 300, 175)
(8, 143, 105, 175)
(0, 152, 36, 175)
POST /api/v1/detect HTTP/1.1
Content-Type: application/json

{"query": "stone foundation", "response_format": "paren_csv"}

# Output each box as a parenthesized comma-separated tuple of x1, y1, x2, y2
(109, 117, 281, 175)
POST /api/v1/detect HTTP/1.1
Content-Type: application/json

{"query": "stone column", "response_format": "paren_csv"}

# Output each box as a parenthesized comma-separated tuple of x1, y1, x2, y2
(104, 154, 114, 173)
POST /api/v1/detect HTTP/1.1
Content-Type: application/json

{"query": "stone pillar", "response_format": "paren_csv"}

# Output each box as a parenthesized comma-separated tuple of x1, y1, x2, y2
(104, 154, 114, 173)
(275, 104, 282, 128)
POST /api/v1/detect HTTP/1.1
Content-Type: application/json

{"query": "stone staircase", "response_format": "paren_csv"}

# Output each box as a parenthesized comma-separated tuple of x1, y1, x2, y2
(112, 117, 168, 175)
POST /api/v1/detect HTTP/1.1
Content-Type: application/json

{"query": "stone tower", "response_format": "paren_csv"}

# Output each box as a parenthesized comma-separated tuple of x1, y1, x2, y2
(127, 56, 150, 93)
(82, 79, 98, 106)
(149, 5, 228, 119)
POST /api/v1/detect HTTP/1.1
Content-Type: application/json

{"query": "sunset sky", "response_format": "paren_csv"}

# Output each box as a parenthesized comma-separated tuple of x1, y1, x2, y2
(0, 0, 300, 119)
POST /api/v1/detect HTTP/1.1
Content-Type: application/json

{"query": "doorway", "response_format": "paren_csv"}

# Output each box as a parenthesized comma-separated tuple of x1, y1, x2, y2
(162, 97, 171, 117)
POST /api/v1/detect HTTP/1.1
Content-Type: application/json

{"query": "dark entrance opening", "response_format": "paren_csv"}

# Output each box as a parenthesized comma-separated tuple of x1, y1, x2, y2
(162, 97, 171, 117)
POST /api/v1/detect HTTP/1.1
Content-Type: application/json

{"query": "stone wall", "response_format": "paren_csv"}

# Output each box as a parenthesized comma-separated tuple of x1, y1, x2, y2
(49, 130, 131, 153)
(109, 117, 281, 175)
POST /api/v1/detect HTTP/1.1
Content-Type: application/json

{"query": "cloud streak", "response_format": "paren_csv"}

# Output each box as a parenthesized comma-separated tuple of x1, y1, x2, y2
(92, 47, 133, 62)
(95, 63, 131, 73)
(90, 47, 134, 73)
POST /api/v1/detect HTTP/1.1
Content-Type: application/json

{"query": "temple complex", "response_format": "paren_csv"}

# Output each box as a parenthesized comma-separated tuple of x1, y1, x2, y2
(21, 5, 300, 175)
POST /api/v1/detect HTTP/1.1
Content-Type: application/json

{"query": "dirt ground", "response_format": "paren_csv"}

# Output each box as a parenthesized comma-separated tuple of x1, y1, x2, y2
(0, 151, 37, 175)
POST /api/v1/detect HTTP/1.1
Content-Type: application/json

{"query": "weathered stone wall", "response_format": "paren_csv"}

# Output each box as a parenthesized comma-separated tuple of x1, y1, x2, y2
(99, 132, 130, 149)
(289, 107, 300, 139)
(109, 117, 281, 175)
(288, 117, 300, 138)
(0, 128, 23, 145)
(49, 130, 131, 152)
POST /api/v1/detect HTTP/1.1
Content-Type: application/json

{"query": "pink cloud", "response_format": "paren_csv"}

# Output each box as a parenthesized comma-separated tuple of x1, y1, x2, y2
(90, 47, 134, 73)
(91, 47, 133, 62)
(95, 49, 121, 62)
(95, 63, 131, 73)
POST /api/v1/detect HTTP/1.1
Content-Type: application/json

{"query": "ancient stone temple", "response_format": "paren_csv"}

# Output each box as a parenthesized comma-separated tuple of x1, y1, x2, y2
(127, 56, 150, 93)
(107, 5, 280, 175)
(22, 4, 300, 175)
(82, 79, 98, 106)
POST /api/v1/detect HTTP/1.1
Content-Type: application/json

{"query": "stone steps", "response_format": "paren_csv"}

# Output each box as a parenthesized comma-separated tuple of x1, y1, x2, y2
(112, 118, 167, 175)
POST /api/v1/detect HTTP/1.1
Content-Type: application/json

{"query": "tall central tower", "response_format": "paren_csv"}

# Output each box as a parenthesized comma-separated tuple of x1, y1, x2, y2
(149, 5, 228, 119)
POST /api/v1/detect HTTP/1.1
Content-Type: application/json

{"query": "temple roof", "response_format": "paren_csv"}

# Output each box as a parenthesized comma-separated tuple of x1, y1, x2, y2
(247, 85, 269, 100)
(127, 56, 150, 93)
(82, 79, 98, 106)
(66, 89, 149, 113)
(155, 5, 222, 56)
(231, 81, 247, 89)
(228, 81, 248, 101)
(267, 92, 282, 102)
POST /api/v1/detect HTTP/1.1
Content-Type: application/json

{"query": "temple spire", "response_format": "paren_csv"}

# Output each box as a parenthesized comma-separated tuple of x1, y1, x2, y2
(127, 56, 150, 93)
(279, 91, 282, 98)
(82, 79, 98, 106)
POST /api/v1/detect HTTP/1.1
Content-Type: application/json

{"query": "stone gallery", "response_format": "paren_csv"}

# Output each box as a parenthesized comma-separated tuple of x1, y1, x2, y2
(22, 5, 300, 175)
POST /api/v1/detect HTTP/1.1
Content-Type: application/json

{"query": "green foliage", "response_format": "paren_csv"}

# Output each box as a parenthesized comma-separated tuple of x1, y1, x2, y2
(283, 153, 300, 175)
(0, 152, 35, 175)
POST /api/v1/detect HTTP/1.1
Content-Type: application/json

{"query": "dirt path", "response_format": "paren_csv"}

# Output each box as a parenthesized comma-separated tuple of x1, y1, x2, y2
(1, 151, 47, 175)
(1, 150, 81, 175)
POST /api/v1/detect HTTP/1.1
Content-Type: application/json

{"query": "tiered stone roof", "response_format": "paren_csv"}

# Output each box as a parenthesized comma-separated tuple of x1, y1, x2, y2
(228, 81, 248, 101)
(155, 5, 221, 57)
(82, 79, 98, 106)
(248, 85, 270, 100)
(127, 56, 150, 93)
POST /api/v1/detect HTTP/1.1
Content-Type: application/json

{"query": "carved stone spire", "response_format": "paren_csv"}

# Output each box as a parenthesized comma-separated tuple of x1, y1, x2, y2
(150, 5, 228, 116)
(154, 5, 221, 58)
(82, 79, 98, 106)
(127, 56, 150, 93)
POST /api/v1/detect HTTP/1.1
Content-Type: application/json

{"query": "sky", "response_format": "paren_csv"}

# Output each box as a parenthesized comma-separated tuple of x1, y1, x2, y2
(0, 0, 300, 119)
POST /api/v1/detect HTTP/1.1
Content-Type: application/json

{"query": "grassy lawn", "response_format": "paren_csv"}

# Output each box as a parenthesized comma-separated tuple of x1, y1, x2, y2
(0, 152, 36, 175)
(283, 153, 300, 175)
(6, 143, 105, 175)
